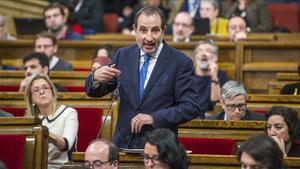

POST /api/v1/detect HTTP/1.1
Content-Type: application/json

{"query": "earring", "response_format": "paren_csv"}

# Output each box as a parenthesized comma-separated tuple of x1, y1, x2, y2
(32, 103, 35, 107)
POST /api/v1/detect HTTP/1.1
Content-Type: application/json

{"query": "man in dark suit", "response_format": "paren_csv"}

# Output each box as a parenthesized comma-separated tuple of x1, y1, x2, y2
(85, 6, 201, 149)
(34, 31, 73, 71)
(208, 80, 265, 120)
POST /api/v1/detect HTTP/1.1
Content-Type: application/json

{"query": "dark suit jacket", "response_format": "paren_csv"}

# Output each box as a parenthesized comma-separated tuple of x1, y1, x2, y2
(281, 82, 300, 95)
(207, 109, 265, 121)
(223, 0, 273, 32)
(52, 58, 73, 71)
(85, 43, 201, 148)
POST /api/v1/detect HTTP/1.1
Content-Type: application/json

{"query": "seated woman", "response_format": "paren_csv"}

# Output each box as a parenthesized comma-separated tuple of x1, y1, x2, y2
(24, 74, 78, 169)
(237, 134, 287, 169)
(266, 106, 300, 157)
(198, 0, 228, 36)
(143, 128, 188, 169)
(91, 45, 115, 71)
(281, 64, 300, 95)
(222, 0, 273, 32)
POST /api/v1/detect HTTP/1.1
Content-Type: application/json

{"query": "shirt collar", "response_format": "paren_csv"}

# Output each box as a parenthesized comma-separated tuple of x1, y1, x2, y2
(140, 41, 164, 59)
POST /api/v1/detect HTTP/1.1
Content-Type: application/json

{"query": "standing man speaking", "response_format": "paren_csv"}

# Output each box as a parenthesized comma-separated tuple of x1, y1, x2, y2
(85, 6, 201, 149)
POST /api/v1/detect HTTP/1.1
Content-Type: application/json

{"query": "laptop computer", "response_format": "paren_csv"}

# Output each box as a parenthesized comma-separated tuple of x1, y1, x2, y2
(193, 17, 210, 35)
(14, 18, 46, 35)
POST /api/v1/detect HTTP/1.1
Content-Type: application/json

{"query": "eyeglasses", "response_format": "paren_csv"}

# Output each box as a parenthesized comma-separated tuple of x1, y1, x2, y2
(35, 44, 53, 49)
(143, 154, 161, 165)
(31, 85, 51, 94)
(174, 22, 192, 28)
(84, 160, 111, 169)
(223, 101, 247, 111)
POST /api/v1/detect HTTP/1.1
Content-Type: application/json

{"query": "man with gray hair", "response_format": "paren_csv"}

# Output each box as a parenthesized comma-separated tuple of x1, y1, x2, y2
(195, 40, 228, 118)
(208, 80, 265, 120)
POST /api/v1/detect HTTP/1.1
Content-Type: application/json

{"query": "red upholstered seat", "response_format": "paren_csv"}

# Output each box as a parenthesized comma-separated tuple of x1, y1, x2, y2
(0, 135, 26, 169)
(268, 3, 300, 32)
(179, 137, 236, 155)
(103, 13, 119, 32)
(0, 107, 26, 116)
(0, 85, 19, 91)
(64, 86, 85, 92)
(75, 107, 103, 152)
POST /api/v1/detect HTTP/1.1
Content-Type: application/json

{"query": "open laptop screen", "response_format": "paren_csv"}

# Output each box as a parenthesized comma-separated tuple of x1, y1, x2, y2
(14, 18, 46, 35)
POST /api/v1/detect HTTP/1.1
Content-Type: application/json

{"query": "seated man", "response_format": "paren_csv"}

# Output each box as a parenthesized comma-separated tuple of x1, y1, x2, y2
(194, 40, 228, 118)
(19, 52, 66, 92)
(208, 80, 265, 120)
(84, 139, 119, 169)
(228, 16, 247, 41)
(281, 63, 300, 95)
(172, 12, 194, 42)
(143, 128, 188, 169)
(34, 31, 73, 71)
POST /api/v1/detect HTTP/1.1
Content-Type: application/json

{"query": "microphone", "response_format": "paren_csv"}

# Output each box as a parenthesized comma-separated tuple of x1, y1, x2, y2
(97, 65, 120, 139)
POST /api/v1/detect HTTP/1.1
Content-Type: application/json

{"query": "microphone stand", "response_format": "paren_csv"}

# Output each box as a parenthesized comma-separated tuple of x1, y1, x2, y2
(97, 81, 120, 139)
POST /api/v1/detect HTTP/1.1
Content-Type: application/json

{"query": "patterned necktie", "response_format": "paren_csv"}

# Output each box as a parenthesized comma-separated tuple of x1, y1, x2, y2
(139, 54, 150, 99)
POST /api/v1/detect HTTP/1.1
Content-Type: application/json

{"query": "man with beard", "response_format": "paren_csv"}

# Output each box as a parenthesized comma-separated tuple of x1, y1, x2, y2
(172, 12, 194, 42)
(208, 80, 265, 121)
(43, 3, 83, 40)
(85, 6, 201, 149)
(194, 40, 227, 118)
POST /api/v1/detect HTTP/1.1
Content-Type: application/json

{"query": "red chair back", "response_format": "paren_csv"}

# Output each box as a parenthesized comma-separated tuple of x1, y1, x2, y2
(64, 86, 85, 92)
(0, 85, 19, 91)
(268, 3, 300, 32)
(75, 107, 103, 151)
(0, 135, 26, 169)
(179, 137, 236, 155)
(0, 107, 26, 116)
(103, 13, 118, 32)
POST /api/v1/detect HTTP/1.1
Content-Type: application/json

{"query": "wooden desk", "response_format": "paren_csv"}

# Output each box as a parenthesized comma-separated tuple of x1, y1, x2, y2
(63, 152, 300, 169)
(0, 117, 48, 169)
(179, 120, 265, 146)
(276, 73, 300, 81)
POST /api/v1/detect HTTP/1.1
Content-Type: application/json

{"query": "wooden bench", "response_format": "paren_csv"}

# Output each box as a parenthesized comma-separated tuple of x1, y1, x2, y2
(0, 40, 238, 80)
(0, 117, 48, 169)
(60, 152, 300, 169)
(0, 70, 88, 88)
(179, 119, 265, 146)
(276, 73, 300, 81)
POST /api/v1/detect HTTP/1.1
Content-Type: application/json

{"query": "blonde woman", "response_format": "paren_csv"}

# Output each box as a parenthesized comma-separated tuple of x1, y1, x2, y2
(25, 74, 78, 169)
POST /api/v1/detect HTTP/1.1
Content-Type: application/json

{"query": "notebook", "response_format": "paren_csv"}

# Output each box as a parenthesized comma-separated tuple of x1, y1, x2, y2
(14, 18, 46, 35)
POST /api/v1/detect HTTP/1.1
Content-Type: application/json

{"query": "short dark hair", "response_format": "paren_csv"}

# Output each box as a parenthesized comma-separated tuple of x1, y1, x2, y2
(265, 106, 299, 142)
(43, 2, 65, 17)
(88, 139, 119, 162)
(35, 31, 57, 46)
(23, 52, 49, 69)
(144, 128, 188, 169)
(133, 5, 166, 30)
(237, 134, 286, 169)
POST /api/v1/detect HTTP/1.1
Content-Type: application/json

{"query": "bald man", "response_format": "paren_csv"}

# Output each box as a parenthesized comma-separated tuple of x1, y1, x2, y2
(228, 16, 247, 41)
(85, 139, 119, 169)
(172, 12, 194, 42)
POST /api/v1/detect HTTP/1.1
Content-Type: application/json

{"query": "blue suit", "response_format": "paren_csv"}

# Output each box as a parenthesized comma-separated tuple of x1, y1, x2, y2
(85, 42, 201, 148)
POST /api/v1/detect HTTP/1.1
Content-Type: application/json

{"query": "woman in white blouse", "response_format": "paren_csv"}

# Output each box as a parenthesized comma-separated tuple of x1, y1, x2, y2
(25, 74, 78, 169)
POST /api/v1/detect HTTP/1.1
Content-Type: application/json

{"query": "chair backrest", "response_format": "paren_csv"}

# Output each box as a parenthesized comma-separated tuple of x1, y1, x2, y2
(179, 137, 236, 155)
(0, 107, 26, 116)
(64, 86, 85, 92)
(75, 107, 103, 152)
(268, 3, 300, 32)
(0, 85, 19, 91)
(0, 135, 26, 169)
(103, 13, 119, 33)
